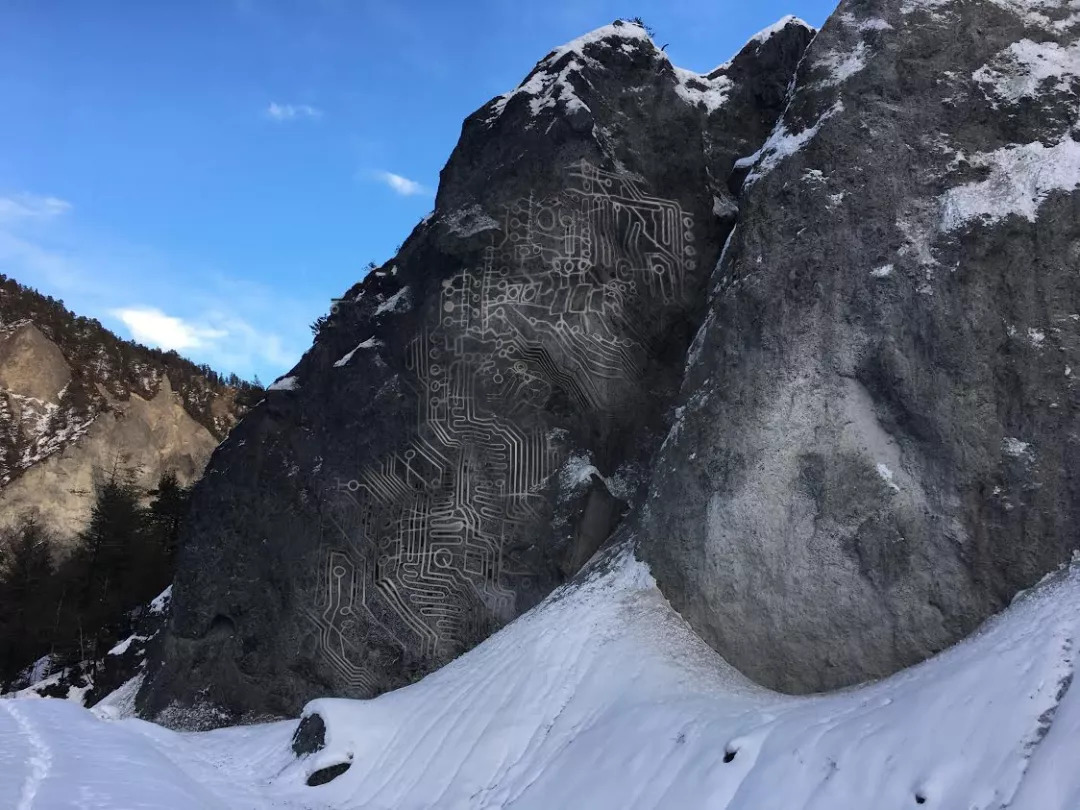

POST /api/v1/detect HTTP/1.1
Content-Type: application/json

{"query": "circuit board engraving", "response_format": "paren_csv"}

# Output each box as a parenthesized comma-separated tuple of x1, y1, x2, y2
(309, 161, 696, 691)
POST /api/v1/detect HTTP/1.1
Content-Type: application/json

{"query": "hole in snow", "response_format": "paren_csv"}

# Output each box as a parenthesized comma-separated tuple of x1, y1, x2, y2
(723, 748, 737, 763)
(915, 792, 927, 805)
(307, 761, 351, 787)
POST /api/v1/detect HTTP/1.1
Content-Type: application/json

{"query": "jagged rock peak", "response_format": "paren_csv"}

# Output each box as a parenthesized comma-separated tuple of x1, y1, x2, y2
(747, 14, 816, 45)
(482, 16, 818, 131)
(482, 20, 660, 129)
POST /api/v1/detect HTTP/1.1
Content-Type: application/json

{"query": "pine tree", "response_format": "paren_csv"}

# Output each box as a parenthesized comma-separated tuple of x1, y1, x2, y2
(147, 471, 190, 566)
(70, 463, 149, 660)
(0, 516, 55, 682)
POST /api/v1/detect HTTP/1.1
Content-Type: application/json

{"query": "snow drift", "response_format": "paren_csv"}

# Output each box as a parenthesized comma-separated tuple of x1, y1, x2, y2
(2, 547, 1078, 809)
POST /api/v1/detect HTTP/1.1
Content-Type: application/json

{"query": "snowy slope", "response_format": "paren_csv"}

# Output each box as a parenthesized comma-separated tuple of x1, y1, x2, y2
(2, 548, 1079, 809)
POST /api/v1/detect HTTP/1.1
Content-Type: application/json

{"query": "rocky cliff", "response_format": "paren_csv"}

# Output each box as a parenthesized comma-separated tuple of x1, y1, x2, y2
(0, 277, 252, 545)
(145, 0, 1080, 727)
(637, 0, 1080, 694)
(140, 17, 815, 724)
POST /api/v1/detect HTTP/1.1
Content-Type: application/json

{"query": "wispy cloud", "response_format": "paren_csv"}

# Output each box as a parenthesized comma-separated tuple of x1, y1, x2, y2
(109, 307, 227, 352)
(376, 171, 431, 197)
(0, 193, 72, 222)
(108, 304, 298, 376)
(265, 102, 323, 121)
(0, 190, 315, 380)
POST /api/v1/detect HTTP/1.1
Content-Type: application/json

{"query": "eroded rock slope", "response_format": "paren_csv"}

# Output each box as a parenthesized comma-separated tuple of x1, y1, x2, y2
(0, 279, 249, 545)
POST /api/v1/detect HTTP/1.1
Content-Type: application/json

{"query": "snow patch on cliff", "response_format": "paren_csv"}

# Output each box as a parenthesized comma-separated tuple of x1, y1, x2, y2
(267, 375, 298, 391)
(749, 15, 815, 45)
(333, 338, 379, 368)
(374, 286, 411, 316)
(738, 102, 844, 187)
(149, 586, 172, 614)
(940, 137, 1080, 230)
(107, 634, 148, 657)
(974, 39, 1080, 104)
(672, 67, 733, 113)
(1003, 436, 1034, 459)
(816, 42, 869, 87)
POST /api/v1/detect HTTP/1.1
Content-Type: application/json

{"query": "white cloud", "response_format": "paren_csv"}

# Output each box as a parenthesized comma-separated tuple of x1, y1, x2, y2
(1, 190, 315, 381)
(110, 307, 227, 352)
(376, 171, 431, 196)
(0, 193, 72, 222)
(108, 303, 301, 378)
(0, 193, 82, 290)
(265, 102, 323, 121)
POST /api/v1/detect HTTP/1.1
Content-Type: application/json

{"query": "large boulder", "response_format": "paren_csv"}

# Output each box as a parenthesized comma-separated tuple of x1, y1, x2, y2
(0, 322, 70, 403)
(638, 0, 1080, 693)
(139, 18, 815, 724)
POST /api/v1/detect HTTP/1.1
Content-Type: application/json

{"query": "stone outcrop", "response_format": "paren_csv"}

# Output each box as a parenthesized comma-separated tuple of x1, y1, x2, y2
(0, 277, 252, 546)
(0, 323, 71, 403)
(0, 375, 219, 545)
(140, 18, 815, 724)
(637, 0, 1080, 693)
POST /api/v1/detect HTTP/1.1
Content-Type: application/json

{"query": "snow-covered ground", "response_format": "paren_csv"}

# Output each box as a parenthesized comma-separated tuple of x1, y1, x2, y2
(2, 548, 1079, 809)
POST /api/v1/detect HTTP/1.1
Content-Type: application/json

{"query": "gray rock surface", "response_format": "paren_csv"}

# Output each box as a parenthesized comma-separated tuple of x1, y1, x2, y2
(140, 18, 814, 725)
(637, 0, 1080, 693)
(145, 0, 1080, 720)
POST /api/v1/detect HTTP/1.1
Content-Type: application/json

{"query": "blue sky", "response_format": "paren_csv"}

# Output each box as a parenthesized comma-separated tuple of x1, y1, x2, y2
(0, 0, 836, 383)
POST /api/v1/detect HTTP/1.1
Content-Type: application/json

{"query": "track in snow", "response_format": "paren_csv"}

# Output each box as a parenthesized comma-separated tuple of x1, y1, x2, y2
(1, 701, 52, 810)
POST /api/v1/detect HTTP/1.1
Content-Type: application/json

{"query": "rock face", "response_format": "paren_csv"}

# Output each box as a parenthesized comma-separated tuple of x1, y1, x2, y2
(140, 18, 815, 724)
(0, 323, 71, 403)
(637, 0, 1080, 693)
(145, 0, 1080, 723)
(0, 278, 251, 545)
(0, 376, 219, 545)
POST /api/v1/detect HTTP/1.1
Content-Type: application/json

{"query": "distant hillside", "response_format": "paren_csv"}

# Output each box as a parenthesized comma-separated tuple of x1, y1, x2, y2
(0, 274, 261, 539)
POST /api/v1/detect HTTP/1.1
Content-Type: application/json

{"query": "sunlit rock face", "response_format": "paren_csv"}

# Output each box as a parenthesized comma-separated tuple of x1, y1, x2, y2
(637, 0, 1080, 694)
(141, 18, 814, 725)
(0, 375, 219, 546)
(0, 303, 240, 546)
